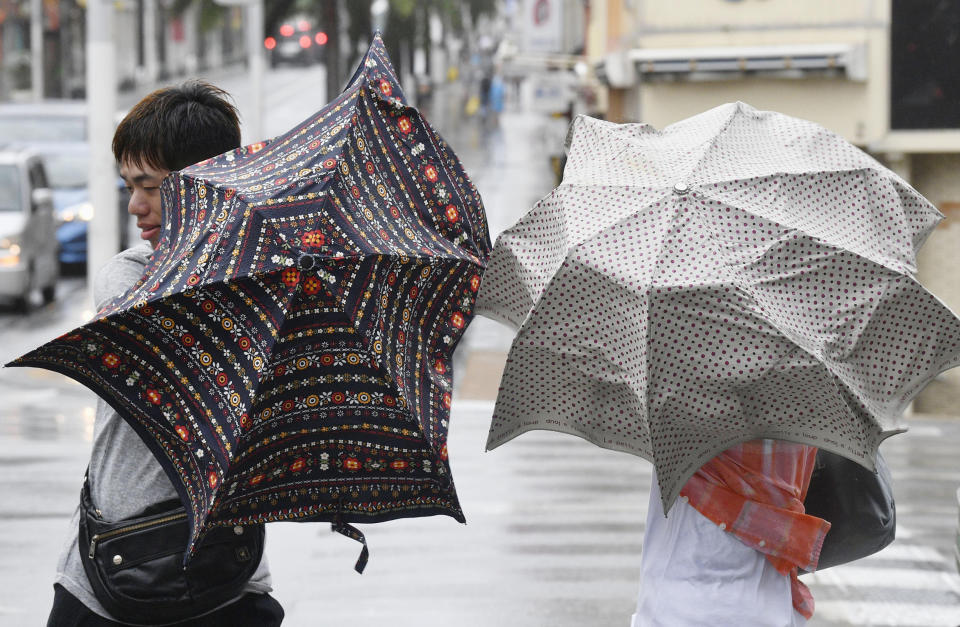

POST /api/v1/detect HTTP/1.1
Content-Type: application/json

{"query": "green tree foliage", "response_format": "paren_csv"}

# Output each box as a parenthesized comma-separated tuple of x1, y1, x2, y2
(171, 0, 299, 36)
(346, 0, 373, 59)
(380, 0, 494, 78)
(170, 0, 227, 33)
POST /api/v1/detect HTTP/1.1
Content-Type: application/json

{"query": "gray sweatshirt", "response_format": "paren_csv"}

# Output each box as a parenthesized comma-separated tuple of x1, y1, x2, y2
(55, 243, 272, 624)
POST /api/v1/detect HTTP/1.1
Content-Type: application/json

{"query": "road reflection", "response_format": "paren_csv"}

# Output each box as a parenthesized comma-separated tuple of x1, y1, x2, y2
(0, 393, 95, 442)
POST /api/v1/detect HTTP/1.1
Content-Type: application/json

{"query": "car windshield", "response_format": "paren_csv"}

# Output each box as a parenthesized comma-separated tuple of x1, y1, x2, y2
(0, 115, 85, 142)
(0, 165, 22, 212)
(40, 152, 87, 189)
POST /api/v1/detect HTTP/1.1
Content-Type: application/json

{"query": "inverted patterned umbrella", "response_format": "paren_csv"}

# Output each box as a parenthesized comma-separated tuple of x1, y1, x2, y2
(9, 36, 490, 567)
(476, 102, 960, 510)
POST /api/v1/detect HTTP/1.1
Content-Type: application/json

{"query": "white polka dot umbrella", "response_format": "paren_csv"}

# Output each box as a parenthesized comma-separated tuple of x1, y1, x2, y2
(476, 102, 960, 510)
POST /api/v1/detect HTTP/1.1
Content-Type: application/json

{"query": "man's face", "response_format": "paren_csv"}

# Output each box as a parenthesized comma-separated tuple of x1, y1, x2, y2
(119, 159, 169, 249)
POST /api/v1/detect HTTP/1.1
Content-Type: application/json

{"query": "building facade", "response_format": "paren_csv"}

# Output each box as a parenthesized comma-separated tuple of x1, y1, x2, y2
(0, 0, 245, 102)
(590, 0, 960, 412)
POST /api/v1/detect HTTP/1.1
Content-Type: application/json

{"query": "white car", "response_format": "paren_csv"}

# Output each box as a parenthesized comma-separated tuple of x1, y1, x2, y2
(0, 147, 58, 311)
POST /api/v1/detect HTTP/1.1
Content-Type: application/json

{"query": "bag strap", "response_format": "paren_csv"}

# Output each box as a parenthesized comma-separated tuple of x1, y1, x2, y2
(87, 468, 368, 573)
(82, 467, 183, 518)
(80, 468, 99, 518)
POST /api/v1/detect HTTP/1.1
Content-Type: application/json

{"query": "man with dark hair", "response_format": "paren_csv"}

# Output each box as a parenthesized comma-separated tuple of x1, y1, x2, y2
(47, 81, 284, 626)
(114, 80, 242, 248)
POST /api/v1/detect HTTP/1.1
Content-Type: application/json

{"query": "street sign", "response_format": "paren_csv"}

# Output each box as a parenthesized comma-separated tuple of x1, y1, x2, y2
(522, 0, 564, 53)
(525, 71, 575, 114)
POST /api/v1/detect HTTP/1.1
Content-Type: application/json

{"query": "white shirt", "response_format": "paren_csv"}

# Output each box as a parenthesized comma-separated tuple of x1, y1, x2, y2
(631, 470, 806, 627)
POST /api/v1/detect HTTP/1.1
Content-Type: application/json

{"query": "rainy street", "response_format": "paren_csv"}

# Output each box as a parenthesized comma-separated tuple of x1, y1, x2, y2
(1, 63, 960, 627)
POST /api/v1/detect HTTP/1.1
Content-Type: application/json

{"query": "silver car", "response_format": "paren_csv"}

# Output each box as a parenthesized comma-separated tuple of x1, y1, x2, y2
(0, 147, 58, 311)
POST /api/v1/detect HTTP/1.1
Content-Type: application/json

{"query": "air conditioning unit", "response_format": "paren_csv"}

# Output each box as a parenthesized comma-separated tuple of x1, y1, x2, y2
(595, 51, 635, 89)
(624, 42, 868, 83)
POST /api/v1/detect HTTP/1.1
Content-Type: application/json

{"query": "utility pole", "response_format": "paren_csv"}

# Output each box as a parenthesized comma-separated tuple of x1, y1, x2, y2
(214, 0, 264, 143)
(30, 0, 42, 100)
(246, 0, 264, 142)
(86, 0, 119, 289)
(143, 0, 159, 84)
(323, 0, 341, 102)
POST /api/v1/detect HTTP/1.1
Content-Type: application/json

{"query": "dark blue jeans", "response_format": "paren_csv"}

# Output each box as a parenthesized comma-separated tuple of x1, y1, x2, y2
(47, 584, 284, 626)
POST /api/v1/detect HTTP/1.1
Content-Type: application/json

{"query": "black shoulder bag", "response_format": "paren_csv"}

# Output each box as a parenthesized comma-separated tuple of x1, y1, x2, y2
(803, 449, 896, 571)
(78, 475, 264, 624)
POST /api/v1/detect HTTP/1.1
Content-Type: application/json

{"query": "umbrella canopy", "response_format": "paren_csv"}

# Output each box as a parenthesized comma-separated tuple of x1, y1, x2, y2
(9, 36, 490, 565)
(476, 102, 960, 510)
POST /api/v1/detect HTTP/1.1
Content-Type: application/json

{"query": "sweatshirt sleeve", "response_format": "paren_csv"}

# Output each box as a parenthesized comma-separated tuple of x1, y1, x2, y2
(92, 244, 152, 311)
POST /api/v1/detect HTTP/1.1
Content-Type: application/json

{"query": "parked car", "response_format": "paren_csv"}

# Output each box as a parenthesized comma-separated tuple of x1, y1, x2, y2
(265, 15, 327, 67)
(0, 101, 130, 267)
(0, 147, 58, 311)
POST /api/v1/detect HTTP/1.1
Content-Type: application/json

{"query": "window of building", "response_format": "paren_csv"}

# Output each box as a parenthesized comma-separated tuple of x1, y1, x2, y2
(891, 0, 960, 129)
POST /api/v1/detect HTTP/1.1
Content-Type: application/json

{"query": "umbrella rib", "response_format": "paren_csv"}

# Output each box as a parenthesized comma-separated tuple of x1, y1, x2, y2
(701, 233, 896, 421)
(359, 87, 489, 262)
(682, 102, 744, 185)
(695, 170, 926, 276)
(319, 254, 474, 453)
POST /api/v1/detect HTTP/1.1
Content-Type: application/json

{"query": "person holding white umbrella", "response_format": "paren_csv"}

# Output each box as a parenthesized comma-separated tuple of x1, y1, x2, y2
(475, 102, 960, 625)
(633, 441, 826, 625)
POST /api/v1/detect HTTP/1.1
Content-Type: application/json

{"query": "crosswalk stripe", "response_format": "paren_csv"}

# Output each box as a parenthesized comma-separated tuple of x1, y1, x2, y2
(859, 543, 949, 564)
(452, 399, 496, 412)
(896, 504, 956, 515)
(813, 601, 960, 626)
(892, 469, 960, 482)
(806, 566, 960, 594)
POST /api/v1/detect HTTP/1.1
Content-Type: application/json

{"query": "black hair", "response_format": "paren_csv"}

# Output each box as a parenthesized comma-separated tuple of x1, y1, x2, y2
(112, 80, 241, 171)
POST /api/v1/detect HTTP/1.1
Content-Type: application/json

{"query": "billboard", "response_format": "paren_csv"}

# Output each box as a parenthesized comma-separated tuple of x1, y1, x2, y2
(522, 0, 564, 53)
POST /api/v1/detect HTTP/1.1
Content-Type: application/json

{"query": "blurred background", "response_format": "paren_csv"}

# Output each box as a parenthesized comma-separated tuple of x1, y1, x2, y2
(1, 2, 959, 625)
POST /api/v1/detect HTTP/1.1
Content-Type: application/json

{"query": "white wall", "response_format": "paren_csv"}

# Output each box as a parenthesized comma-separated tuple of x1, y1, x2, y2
(628, 0, 889, 145)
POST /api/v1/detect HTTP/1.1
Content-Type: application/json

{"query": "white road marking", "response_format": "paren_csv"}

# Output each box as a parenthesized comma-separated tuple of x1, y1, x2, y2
(814, 600, 960, 626)
(807, 566, 960, 594)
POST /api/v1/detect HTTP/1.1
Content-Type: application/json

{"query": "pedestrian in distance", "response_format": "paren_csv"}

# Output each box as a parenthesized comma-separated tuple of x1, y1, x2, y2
(46, 81, 284, 627)
(486, 70, 506, 128)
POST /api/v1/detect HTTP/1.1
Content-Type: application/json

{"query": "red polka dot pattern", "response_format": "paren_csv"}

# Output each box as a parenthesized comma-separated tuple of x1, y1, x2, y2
(476, 102, 960, 508)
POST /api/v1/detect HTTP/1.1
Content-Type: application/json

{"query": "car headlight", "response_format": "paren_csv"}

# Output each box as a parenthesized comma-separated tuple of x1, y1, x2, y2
(0, 236, 22, 267)
(61, 201, 95, 223)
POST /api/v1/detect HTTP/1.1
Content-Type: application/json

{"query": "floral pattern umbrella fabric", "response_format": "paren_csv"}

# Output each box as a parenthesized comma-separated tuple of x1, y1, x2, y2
(9, 36, 490, 566)
(476, 102, 960, 510)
